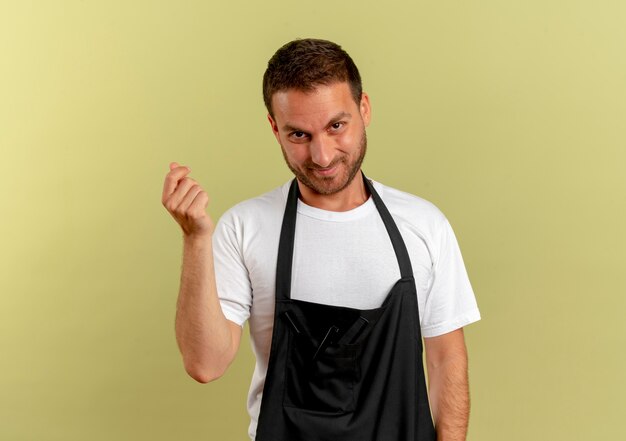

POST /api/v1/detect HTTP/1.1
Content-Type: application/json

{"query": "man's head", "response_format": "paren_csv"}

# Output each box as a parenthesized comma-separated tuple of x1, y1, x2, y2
(263, 38, 363, 118)
(263, 39, 370, 198)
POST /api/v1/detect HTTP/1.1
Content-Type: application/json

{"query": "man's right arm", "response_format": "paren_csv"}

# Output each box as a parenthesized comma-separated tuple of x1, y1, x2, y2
(162, 162, 242, 383)
(176, 234, 242, 383)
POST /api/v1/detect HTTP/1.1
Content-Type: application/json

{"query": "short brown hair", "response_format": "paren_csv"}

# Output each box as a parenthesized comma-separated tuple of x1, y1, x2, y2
(262, 38, 362, 117)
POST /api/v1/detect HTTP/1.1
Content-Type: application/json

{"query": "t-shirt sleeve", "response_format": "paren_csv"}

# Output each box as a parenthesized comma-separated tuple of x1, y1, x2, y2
(420, 216, 481, 337)
(212, 214, 252, 327)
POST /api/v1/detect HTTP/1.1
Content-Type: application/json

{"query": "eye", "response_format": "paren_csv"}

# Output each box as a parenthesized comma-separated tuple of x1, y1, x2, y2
(288, 131, 309, 142)
(330, 122, 344, 131)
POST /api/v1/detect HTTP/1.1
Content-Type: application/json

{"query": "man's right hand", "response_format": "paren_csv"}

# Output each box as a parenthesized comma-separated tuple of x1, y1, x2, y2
(161, 162, 213, 238)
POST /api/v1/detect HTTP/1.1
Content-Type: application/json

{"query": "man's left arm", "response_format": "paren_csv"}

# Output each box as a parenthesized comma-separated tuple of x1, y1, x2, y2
(424, 328, 470, 441)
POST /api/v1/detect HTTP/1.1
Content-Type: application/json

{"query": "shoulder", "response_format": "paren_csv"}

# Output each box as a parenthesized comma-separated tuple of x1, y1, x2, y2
(373, 179, 448, 235)
(372, 179, 467, 274)
(216, 181, 291, 233)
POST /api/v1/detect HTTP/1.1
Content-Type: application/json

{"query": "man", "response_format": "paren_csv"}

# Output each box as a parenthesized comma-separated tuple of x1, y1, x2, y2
(162, 38, 480, 441)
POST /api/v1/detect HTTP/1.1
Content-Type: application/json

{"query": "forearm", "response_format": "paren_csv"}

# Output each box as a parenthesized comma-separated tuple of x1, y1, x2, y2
(428, 349, 470, 441)
(175, 234, 235, 382)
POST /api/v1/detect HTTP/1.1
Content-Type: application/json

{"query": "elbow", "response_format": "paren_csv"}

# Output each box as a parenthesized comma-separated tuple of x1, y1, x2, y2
(184, 361, 227, 384)
(189, 372, 220, 384)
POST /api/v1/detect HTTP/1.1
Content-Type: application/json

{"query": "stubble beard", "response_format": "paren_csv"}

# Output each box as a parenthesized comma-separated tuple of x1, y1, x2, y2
(281, 130, 368, 196)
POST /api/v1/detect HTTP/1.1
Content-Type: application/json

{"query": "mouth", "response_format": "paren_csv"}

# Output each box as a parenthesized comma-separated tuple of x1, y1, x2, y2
(311, 165, 337, 176)
(307, 158, 344, 177)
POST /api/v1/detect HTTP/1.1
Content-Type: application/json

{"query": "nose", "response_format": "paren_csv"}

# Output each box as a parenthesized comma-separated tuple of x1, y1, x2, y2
(309, 135, 334, 168)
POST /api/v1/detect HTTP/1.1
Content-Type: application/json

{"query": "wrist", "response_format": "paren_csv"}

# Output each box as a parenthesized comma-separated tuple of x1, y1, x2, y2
(183, 232, 213, 246)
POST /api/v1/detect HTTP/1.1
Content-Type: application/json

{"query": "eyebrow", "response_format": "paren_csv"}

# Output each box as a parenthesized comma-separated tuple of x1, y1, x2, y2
(282, 111, 352, 133)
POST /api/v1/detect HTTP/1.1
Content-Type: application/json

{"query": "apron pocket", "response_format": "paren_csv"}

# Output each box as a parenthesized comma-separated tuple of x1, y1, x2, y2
(283, 336, 360, 414)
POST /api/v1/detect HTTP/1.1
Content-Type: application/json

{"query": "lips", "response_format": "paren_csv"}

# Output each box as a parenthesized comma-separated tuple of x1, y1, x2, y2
(312, 166, 337, 176)
(307, 158, 344, 177)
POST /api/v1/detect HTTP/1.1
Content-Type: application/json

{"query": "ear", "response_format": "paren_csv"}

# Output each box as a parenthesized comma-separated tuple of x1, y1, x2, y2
(267, 114, 281, 143)
(359, 92, 371, 127)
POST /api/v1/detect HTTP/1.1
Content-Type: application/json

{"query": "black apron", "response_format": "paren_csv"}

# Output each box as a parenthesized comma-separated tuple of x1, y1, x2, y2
(255, 173, 436, 441)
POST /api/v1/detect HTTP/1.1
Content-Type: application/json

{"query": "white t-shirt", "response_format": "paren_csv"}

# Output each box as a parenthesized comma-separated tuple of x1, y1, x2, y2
(212, 179, 481, 440)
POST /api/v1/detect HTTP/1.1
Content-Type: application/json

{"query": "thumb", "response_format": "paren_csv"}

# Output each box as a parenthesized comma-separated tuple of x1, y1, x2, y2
(169, 162, 179, 170)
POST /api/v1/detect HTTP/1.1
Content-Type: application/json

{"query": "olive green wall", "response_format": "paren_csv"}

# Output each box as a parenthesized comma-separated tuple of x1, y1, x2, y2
(1, 1, 624, 440)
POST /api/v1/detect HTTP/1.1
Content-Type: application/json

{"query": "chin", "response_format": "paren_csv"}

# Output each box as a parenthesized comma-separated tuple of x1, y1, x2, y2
(302, 172, 353, 196)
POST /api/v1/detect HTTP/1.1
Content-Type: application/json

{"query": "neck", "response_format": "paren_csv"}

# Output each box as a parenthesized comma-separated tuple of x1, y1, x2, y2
(297, 171, 369, 212)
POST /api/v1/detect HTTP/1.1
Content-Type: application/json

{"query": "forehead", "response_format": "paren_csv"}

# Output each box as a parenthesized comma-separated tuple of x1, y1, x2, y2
(271, 82, 357, 129)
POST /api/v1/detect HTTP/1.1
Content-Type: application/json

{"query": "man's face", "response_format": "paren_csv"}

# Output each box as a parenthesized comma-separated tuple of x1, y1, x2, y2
(268, 82, 371, 196)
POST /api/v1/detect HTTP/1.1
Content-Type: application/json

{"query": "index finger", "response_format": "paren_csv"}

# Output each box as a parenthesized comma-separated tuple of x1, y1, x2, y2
(162, 164, 192, 203)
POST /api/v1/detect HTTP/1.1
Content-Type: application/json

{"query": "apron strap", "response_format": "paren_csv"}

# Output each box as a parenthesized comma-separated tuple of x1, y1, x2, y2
(275, 178, 299, 302)
(275, 172, 414, 302)
(363, 174, 414, 279)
